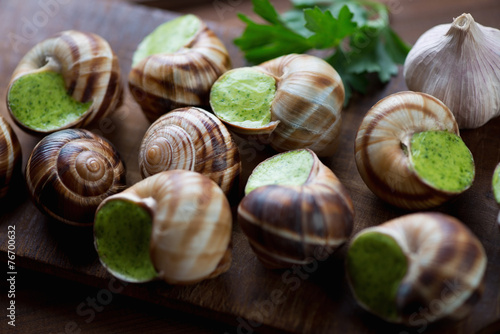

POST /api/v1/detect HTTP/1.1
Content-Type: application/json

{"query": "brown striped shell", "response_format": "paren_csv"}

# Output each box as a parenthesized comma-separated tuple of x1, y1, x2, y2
(25, 129, 126, 226)
(128, 16, 231, 122)
(95, 170, 232, 284)
(0, 116, 22, 199)
(211, 54, 344, 157)
(238, 149, 354, 269)
(7, 30, 123, 134)
(139, 107, 240, 195)
(346, 212, 487, 324)
(355, 91, 466, 210)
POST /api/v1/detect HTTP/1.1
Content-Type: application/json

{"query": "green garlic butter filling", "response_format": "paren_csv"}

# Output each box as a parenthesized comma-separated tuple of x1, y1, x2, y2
(245, 149, 314, 195)
(493, 164, 500, 204)
(347, 232, 407, 321)
(410, 131, 474, 192)
(8, 71, 91, 132)
(210, 68, 276, 128)
(132, 14, 201, 67)
(94, 199, 158, 282)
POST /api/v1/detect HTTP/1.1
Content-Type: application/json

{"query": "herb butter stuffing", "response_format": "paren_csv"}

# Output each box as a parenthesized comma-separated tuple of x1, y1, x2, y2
(94, 200, 158, 282)
(245, 149, 313, 194)
(8, 71, 91, 132)
(210, 68, 276, 128)
(132, 14, 201, 67)
(493, 165, 500, 204)
(347, 232, 407, 322)
(410, 131, 474, 192)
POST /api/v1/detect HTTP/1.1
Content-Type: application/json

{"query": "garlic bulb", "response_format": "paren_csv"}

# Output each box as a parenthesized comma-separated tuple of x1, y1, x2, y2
(404, 13, 500, 129)
(25, 129, 126, 226)
(94, 170, 232, 284)
(0, 116, 22, 199)
(7, 30, 123, 134)
(210, 54, 345, 157)
(139, 107, 240, 195)
(129, 14, 231, 122)
(346, 212, 486, 324)
(238, 149, 354, 268)
(355, 91, 475, 210)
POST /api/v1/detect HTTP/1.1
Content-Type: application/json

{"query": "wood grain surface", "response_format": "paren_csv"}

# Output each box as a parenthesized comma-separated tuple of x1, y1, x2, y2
(1, 0, 500, 333)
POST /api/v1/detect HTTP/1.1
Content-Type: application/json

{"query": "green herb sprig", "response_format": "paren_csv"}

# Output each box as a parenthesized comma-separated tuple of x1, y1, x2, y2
(234, 0, 411, 104)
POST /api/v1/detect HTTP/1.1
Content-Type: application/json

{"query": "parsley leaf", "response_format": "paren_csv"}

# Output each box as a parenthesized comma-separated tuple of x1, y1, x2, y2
(234, 0, 411, 104)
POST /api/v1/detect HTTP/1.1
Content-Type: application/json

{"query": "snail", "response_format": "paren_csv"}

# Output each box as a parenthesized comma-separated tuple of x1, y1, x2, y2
(0, 115, 22, 199)
(209, 53, 345, 157)
(346, 212, 486, 325)
(129, 14, 232, 122)
(238, 149, 354, 269)
(355, 91, 475, 210)
(139, 107, 240, 195)
(404, 13, 500, 129)
(25, 129, 126, 226)
(6, 30, 123, 134)
(93, 170, 232, 284)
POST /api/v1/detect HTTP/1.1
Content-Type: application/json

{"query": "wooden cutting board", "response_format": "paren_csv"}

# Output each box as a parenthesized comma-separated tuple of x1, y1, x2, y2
(1, 0, 500, 333)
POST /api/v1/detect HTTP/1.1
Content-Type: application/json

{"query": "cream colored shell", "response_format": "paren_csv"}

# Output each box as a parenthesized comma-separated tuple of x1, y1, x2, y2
(129, 17, 231, 122)
(0, 116, 22, 199)
(97, 170, 233, 284)
(25, 129, 126, 226)
(347, 212, 486, 324)
(238, 149, 354, 269)
(139, 107, 240, 195)
(355, 91, 466, 210)
(404, 13, 500, 129)
(7, 30, 123, 134)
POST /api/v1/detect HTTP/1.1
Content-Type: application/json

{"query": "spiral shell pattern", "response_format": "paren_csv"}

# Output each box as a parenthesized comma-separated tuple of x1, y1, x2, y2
(25, 129, 126, 226)
(8, 30, 123, 133)
(355, 91, 461, 210)
(238, 150, 354, 268)
(257, 54, 345, 157)
(347, 212, 486, 324)
(0, 116, 22, 199)
(129, 17, 231, 122)
(139, 107, 240, 195)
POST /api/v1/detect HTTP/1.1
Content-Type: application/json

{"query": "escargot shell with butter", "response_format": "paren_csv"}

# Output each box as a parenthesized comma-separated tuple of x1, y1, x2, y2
(7, 30, 123, 134)
(129, 14, 232, 122)
(139, 107, 240, 195)
(0, 115, 22, 199)
(346, 212, 486, 324)
(25, 129, 126, 226)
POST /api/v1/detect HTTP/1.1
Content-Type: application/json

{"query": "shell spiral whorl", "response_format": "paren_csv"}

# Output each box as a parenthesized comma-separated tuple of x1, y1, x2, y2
(26, 129, 126, 226)
(0, 116, 22, 199)
(139, 107, 240, 195)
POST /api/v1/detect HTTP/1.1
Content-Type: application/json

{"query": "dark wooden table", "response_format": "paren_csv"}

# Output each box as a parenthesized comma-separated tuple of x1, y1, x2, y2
(1, 0, 500, 333)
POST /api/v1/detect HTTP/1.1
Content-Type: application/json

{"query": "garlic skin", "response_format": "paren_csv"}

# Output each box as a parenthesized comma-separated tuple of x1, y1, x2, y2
(129, 16, 232, 122)
(25, 129, 126, 226)
(355, 91, 473, 210)
(94, 170, 232, 285)
(404, 13, 500, 129)
(238, 149, 354, 269)
(139, 107, 241, 195)
(0, 116, 22, 199)
(346, 212, 486, 325)
(7, 30, 123, 134)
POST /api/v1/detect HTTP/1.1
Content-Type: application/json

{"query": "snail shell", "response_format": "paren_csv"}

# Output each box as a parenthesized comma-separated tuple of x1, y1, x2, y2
(0, 116, 22, 199)
(94, 170, 232, 284)
(129, 16, 231, 122)
(139, 107, 240, 195)
(238, 149, 354, 269)
(355, 91, 469, 210)
(25, 129, 126, 226)
(211, 54, 344, 156)
(346, 212, 486, 324)
(7, 30, 123, 134)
